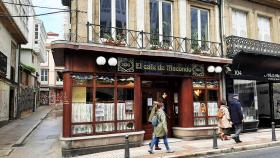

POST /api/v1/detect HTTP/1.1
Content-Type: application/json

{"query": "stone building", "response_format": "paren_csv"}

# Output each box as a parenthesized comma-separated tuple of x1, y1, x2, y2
(52, 0, 231, 156)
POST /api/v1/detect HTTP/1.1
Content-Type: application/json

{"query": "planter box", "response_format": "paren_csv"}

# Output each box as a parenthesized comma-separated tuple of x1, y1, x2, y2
(61, 131, 145, 157)
(173, 127, 218, 140)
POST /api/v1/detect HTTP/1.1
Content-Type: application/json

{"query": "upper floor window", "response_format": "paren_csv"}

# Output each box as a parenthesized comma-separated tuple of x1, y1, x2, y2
(150, 0, 172, 44)
(232, 9, 247, 37)
(258, 16, 271, 42)
(100, 0, 127, 38)
(191, 7, 209, 49)
(35, 24, 38, 31)
(41, 69, 48, 82)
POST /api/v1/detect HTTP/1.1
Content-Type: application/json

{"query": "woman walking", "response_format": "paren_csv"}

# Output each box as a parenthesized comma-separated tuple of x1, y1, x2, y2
(217, 100, 232, 140)
(148, 99, 173, 154)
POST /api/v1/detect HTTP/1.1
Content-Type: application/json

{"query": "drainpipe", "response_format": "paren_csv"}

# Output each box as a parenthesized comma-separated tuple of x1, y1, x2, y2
(218, 0, 224, 57)
(75, 0, 78, 42)
(16, 44, 21, 119)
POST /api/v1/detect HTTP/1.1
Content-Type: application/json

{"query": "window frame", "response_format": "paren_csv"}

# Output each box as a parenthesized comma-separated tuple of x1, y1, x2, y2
(150, 0, 173, 44)
(70, 73, 136, 136)
(191, 7, 210, 44)
(192, 77, 220, 127)
(99, 0, 129, 39)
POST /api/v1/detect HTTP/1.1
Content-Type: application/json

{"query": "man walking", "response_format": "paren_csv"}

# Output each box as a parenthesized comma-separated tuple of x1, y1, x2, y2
(229, 94, 243, 143)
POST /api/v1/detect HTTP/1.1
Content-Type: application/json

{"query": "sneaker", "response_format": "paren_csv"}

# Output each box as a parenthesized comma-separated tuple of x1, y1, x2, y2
(155, 146, 162, 150)
(148, 149, 154, 154)
(166, 149, 174, 153)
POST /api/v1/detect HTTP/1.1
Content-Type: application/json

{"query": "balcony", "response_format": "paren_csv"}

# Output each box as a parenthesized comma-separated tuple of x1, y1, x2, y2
(225, 36, 280, 58)
(64, 23, 222, 58)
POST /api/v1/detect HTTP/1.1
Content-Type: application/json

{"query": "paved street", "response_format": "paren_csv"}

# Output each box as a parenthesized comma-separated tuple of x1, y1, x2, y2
(5, 109, 62, 158)
(208, 146, 280, 158)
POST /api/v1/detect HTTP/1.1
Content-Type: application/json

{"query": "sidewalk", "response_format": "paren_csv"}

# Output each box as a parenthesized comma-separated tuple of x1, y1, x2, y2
(78, 129, 280, 158)
(0, 106, 52, 157)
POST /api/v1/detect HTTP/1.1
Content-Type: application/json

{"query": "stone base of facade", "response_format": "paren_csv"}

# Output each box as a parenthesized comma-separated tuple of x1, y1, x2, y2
(60, 131, 145, 157)
(172, 127, 218, 140)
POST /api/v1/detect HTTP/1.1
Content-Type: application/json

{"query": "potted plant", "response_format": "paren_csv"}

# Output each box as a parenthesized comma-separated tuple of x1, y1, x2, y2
(103, 33, 115, 46)
(115, 34, 126, 47)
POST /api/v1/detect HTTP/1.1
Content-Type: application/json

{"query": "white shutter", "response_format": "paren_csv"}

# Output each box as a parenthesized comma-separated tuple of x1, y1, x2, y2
(232, 10, 247, 37)
(258, 16, 271, 42)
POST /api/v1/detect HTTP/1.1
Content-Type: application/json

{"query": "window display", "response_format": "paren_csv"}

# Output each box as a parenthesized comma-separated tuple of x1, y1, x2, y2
(71, 74, 135, 135)
(233, 80, 257, 122)
(193, 78, 219, 126)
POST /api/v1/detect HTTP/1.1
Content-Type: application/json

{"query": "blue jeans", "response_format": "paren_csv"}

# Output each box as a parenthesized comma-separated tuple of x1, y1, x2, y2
(150, 135, 170, 151)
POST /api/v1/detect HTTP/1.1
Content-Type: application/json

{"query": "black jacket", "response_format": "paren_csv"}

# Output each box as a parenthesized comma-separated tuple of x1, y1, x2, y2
(229, 98, 244, 125)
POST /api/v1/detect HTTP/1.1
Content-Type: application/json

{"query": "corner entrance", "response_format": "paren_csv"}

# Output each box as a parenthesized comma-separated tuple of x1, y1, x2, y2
(141, 77, 180, 140)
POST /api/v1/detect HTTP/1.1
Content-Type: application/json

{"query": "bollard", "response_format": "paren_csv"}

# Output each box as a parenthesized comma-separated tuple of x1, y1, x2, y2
(213, 127, 218, 149)
(272, 122, 277, 141)
(125, 135, 130, 158)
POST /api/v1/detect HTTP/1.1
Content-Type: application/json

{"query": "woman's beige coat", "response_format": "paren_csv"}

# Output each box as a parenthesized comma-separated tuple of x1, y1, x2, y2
(217, 105, 232, 129)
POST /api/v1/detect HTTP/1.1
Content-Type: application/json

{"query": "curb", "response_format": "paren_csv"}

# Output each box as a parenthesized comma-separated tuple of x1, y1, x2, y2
(166, 141, 280, 158)
(12, 108, 52, 147)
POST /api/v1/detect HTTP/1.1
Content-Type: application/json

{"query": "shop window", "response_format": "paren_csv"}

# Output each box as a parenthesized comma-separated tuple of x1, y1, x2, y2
(71, 74, 93, 135)
(193, 78, 219, 126)
(233, 80, 257, 122)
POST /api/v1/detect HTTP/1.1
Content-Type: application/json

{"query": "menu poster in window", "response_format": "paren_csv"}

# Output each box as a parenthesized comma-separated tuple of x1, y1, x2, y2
(147, 98, 153, 106)
(95, 104, 105, 117)
(72, 87, 86, 103)
(125, 100, 133, 113)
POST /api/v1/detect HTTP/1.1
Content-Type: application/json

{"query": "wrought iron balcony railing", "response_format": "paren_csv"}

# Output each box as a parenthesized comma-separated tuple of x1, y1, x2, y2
(225, 35, 280, 58)
(64, 23, 222, 57)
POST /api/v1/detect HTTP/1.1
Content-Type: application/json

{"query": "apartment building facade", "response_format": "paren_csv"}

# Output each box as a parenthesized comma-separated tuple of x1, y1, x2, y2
(223, 0, 280, 131)
(52, 0, 231, 156)
(20, 15, 47, 115)
(0, 0, 29, 122)
(40, 32, 64, 107)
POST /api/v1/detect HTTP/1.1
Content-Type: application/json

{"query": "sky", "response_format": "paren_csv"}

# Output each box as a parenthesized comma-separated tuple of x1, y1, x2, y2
(32, 0, 65, 38)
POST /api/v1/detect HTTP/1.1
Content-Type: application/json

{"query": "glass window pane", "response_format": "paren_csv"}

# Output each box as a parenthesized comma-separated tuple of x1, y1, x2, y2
(100, 0, 112, 38)
(233, 80, 257, 121)
(193, 102, 206, 117)
(208, 117, 217, 125)
(193, 79, 205, 88)
(72, 74, 93, 87)
(193, 89, 205, 101)
(194, 118, 206, 126)
(72, 103, 93, 122)
(117, 122, 134, 131)
(207, 80, 219, 88)
(150, 0, 159, 43)
(96, 75, 115, 86)
(117, 88, 134, 120)
(208, 90, 218, 101)
(273, 83, 280, 119)
(162, 2, 171, 43)
(200, 10, 208, 41)
(117, 76, 134, 87)
(72, 124, 93, 135)
(116, 0, 126, 29)
(72, 87, 93, 103)
(207, 101, 218, 116)
(95, 88, 114, 122)
(117, 88, 134, 101)
(191, 8, 198, 49)
(96, 123, 115, 133)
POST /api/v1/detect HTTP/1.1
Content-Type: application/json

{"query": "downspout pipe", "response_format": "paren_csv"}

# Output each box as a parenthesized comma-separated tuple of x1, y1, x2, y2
(218, 0, 224, 57)
(16, 44, 21, 119)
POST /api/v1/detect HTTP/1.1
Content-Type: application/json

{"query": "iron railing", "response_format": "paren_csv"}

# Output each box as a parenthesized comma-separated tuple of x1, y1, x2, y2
(225, 35, 280, 58)
(65, 23, 222, 57)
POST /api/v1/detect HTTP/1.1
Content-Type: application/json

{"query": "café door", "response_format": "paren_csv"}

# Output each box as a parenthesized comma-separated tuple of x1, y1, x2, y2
(141, 80, 176, 140)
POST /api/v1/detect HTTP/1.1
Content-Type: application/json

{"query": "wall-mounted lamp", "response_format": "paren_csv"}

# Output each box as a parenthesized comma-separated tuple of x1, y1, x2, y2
(207, 65, 222, 73)
(96, 56, 106, 65)
(207, 66, 215, 73)
(108, 57, 118, 66)
(214, 66, 222, 73)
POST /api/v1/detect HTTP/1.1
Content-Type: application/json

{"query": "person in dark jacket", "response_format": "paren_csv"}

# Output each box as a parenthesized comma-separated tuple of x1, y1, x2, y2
(229, 94, 244, 143)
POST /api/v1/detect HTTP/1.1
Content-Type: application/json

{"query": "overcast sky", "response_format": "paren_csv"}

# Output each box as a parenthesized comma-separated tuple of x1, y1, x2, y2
(32, 0, 65, 37)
